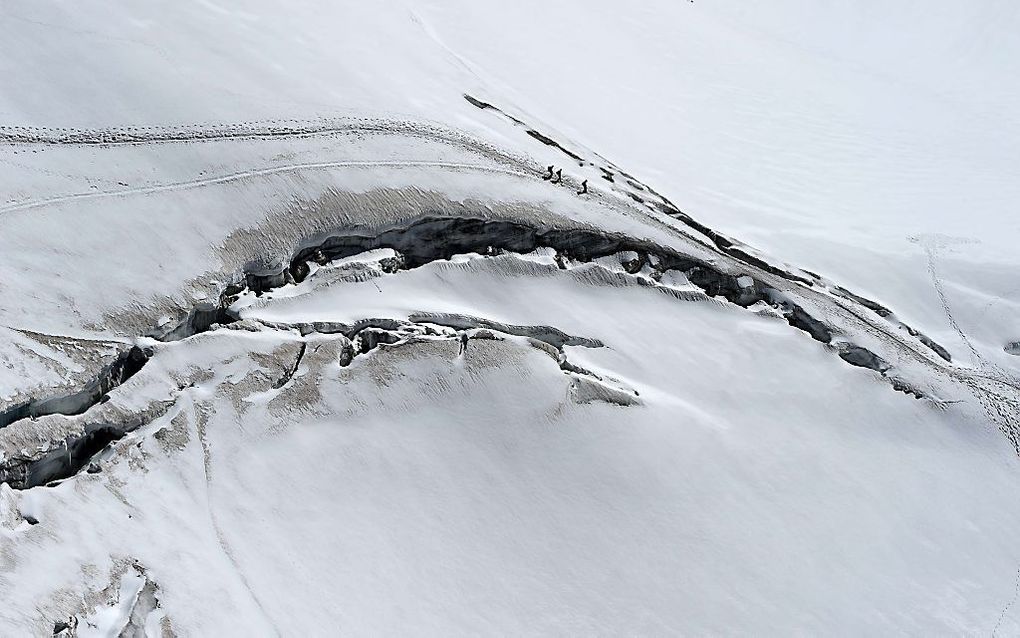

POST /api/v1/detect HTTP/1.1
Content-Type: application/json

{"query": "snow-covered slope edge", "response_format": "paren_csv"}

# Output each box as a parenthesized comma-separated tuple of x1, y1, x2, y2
(1, 1, 1019, 633)
(1, 112, 1019, 633)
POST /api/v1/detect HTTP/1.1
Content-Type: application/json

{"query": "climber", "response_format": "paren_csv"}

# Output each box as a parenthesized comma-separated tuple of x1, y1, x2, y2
(459, 331, 469, 354)
(551, 168, 562, 184)
(577, 179, 588, 195)
(542, 165, 554, 180)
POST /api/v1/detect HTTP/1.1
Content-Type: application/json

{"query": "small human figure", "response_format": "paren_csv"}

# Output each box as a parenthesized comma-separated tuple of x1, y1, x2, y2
(459, 331, 469, 354)
(577, 179, 588, 194)
(542, 165, 554, 180)
(551, 168, 562, 184)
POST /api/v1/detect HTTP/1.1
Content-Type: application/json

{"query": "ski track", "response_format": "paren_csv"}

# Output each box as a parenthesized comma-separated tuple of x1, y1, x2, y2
(921, 239, 984, 366)
(0, 160, 531, 216)
(993, 565, 1020, 637)
(194, 401, 283, 638)
(0, 118, 529, 164)
(0, 119, 409, 146)
(917, 237, 1019, 416)
(0, 117, 544, 217)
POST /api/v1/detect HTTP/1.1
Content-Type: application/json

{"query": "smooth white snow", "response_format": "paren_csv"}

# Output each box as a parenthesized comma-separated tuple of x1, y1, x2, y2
(0, 1, 1018, 635)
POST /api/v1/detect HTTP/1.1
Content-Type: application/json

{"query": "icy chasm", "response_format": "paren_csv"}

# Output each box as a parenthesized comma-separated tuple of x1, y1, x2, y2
(1, 1, 1020, 636)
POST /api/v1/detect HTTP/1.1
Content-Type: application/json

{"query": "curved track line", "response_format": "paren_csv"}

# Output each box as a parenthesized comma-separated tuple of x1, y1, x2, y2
(191, 398, 283, 638)
(0, 119, 388, 146)
(993, 565, 1020, 636)
(0, 160, 531, 216)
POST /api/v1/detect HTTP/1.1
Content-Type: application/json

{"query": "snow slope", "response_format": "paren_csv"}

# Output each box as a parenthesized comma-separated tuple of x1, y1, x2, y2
(0, 1, 1018, 635)
(413, 0, 1020, 373)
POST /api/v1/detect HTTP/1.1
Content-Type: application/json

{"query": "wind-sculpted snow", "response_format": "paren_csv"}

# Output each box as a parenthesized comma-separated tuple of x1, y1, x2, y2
(2, 204, 1016, 497)
(1, 135, 1018, 634)
(144, 213, 943, 403)
(0, 208, 948, 493)
(5, 211, 1002, 496)
(0, 346, 151, 429)
(462, 93, 956, 363)
(2, 240, 1018, 634)
(0, 303, 624, 491)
